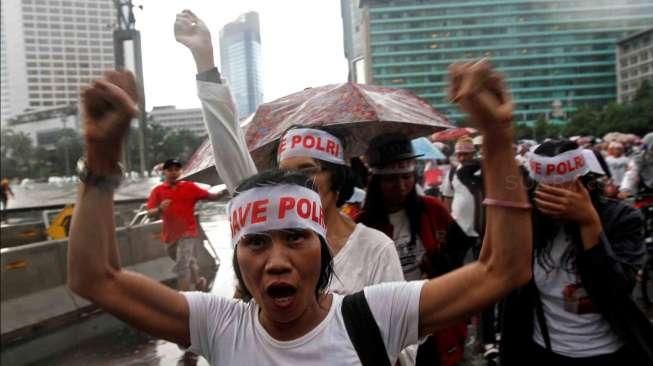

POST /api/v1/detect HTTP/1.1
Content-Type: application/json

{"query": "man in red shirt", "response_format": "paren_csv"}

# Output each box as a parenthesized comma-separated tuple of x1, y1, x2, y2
(147, 159, 226, 291)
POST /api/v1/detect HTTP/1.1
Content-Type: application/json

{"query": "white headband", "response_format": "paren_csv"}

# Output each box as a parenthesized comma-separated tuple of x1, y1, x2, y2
(526, 147, 604, 184)
(278, 128, 345, 165)
(369, 160, 417, 175)
(227, 185, 327, 246)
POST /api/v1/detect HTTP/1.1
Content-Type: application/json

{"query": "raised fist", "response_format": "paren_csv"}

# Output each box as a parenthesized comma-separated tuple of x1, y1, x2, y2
(174, 10, 212, 52)
(448, 59, 513, 135)
(81, 70, 139, 174)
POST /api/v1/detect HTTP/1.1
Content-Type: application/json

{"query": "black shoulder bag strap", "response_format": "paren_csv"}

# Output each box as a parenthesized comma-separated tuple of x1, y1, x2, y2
(341, 291, 391, 366)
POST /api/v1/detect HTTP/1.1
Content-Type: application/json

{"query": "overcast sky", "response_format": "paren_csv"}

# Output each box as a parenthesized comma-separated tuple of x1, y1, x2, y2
(136, 0, 348, 110)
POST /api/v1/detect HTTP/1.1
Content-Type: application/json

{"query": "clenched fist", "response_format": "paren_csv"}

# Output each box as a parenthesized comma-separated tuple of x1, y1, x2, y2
(81, 70, 139, 175)
(448, 59, 513, 138)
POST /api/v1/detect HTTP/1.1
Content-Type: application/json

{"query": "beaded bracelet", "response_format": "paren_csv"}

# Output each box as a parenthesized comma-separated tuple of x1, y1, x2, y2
(482, 198, 532, 210)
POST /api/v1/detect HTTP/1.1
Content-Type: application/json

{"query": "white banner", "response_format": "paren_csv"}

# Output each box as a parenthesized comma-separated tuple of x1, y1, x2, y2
(527, 148, 590, 184)
(277, 128, 345, 165)
(227, 185, 327, 246)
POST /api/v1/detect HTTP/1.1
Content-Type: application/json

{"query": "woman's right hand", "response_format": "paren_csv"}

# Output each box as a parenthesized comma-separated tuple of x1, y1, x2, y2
(448, 60, 513, 141)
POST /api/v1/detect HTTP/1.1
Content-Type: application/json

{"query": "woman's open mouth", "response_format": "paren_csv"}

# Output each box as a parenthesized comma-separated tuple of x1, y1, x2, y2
(266, 283, 298, 309)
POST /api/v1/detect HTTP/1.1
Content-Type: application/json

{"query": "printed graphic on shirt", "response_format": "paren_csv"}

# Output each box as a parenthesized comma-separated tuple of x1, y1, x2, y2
(389, 211, 426, 281)
(562, 282, 598, 315)
(396, 239, 426, 281)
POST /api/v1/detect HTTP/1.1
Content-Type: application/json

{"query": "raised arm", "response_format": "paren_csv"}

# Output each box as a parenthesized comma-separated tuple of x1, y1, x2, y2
(67, 71, 191, 346)
(418, 61, 532, 335)
(174, 10, 257, 193)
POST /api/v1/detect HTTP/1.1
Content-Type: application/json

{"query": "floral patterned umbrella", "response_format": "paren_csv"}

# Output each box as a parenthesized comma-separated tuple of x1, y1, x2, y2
(245, 82, 452, 168)
(181, 83, 453, 183)
(180, 138, 222, 185)
(430, 127, 477, 142)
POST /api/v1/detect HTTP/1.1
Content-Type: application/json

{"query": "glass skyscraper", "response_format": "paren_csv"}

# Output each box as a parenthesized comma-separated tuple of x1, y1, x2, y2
(358, 0, 653, 124)
(219, 12, 264, 119)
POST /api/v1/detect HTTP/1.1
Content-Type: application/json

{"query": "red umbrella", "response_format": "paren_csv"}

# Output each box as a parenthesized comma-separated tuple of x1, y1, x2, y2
(430, 127, 477, 142)
(245, 82, 452, 168)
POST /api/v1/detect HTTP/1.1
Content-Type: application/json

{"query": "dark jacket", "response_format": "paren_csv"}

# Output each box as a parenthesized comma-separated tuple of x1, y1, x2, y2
(500, 198, 653, 365)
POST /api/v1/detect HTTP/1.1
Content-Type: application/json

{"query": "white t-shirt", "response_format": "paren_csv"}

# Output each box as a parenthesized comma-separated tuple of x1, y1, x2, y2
(183, 281, 424, 365)
(605, 156, 630, 186)
(388, 210, 427, 281)
(440, 166, 478, 237)
(532, 228, 622, 357)
(329, 223, 405, 295)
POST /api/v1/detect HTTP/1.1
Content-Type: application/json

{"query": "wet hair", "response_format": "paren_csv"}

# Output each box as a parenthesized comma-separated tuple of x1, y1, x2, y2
(271, 125, 355, 207)
(529, 140, 604, 273)
(231, 169, 334, 301)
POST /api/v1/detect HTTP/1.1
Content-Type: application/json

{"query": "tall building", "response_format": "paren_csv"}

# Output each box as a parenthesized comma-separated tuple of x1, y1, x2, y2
(219, 12, 264, 118)
(1, 0, 116, 124)
(350, 0, 653, 124)
(616, 27, 653, 103)
(149, 106, 207, 136)
(341, 0, 369, 83)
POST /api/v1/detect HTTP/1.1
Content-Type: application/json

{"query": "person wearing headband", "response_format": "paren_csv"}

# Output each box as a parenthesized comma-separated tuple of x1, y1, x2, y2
(173, 11, 404, 299)
(67, 59, 533, 365)
(357, 132, 475, 365)
(500, 140, 653, 365)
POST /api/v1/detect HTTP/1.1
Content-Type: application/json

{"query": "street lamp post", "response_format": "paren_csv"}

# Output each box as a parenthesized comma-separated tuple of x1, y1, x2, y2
(60, 116, 70, 177)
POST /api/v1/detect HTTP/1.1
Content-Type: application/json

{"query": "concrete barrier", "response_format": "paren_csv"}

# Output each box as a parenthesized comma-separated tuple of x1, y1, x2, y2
(0, 221, 174, 340)
(1, 218, 218, 353)
(0, 222, 47, 248)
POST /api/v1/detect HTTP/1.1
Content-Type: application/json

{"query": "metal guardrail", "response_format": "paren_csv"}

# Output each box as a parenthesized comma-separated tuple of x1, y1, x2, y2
(2, 198, 146, 216)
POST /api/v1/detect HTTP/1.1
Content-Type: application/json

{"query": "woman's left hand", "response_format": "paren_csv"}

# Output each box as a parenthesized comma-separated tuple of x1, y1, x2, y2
(534, 179, 600, 225)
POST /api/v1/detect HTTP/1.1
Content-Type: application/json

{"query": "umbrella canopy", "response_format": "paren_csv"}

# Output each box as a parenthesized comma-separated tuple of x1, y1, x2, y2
(412, 137, 446, 160)
(179, 139, 222, 186)
(244, 82, 452, 169)
(430, 127, 477, 142)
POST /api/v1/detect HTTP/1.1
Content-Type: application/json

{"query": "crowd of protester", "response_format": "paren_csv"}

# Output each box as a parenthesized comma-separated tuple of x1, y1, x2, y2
(62, 9, 653, 366)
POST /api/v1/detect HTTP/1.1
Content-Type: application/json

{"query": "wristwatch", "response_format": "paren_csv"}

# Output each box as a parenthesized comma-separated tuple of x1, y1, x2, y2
(76, 158, 125, 191)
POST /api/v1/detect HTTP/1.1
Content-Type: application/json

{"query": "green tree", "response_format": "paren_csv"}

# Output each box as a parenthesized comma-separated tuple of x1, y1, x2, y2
(563, 81, 653, 138)
(1, 129, 36, 179)
(125, 122, 204, 174)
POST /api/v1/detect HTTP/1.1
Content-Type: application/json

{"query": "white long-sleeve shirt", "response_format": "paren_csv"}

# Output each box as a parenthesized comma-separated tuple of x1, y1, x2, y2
(196, 78, 257, 193)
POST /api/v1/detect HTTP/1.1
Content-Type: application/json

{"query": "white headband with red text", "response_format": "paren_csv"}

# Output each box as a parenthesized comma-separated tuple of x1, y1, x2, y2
(277, 128, 345, 165)
(526, 148, 591, 184)
(227, 185, 327, 246)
